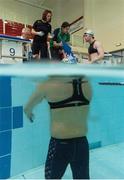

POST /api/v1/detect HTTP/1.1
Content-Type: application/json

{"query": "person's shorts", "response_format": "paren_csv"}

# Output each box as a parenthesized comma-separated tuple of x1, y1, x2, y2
(45, 136, 89, 179)
(32, 42, 48, 58)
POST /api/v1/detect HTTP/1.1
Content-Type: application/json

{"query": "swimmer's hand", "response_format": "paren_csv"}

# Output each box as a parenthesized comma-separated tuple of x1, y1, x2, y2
(37, 31, 44, 37)
(24, 107, 34, 123)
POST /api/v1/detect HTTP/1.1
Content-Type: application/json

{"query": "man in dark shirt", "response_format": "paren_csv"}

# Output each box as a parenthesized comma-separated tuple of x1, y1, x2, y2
(51, 22, 70, 60)
(32, 9, 52, 60)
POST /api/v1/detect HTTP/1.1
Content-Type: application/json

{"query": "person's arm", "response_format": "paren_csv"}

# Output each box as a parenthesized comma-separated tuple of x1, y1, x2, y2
(53, 28, 63, 48)
(66, 33, 70, 43)
(53, 41, 63, 48)
(31, 20, 44, 37)
(24, 84, 45, 122)
(47, 32, 52, 41)
(31, 28, 44, 37)
(65, 33, 71, 46)
(47, 24, 52, 42)
(91, 41, 104, 63)
(88, 54, 91, 61)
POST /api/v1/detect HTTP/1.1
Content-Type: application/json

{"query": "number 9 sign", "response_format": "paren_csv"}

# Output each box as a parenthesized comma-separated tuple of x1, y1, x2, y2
(9, 48, 15, 56)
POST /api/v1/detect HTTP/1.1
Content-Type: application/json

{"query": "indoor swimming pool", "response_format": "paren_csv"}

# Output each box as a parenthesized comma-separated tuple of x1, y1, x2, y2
(0, 64, 124, 179)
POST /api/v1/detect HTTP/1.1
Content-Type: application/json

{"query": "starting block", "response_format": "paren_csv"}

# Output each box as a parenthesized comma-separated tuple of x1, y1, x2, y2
(0, 34, 31, 64)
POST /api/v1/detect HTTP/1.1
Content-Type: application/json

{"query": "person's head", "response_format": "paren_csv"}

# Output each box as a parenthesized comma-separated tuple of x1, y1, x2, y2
(61, 22, 70, 34)
(42, 9, 52, 23)
(21, 27, 31, 39)
(83, 29, 94, 43)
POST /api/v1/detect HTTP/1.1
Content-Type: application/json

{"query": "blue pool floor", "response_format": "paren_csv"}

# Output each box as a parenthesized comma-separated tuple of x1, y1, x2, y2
(9, 142, 124, 179)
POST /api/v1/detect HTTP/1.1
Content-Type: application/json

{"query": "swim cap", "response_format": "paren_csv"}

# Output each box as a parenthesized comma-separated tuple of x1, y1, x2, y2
(84, 29, 94, 36)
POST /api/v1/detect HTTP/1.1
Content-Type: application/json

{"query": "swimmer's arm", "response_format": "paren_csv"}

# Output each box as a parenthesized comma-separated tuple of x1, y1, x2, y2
(88, 54, 91, 61)
(91, 41, 104, 63)
(82, 79, 92, 101)
(24, 84, 45, 122)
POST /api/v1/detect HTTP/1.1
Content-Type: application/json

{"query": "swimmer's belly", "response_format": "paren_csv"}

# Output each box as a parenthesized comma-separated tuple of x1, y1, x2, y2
(51, 106, 89, 139)
(90, 53, 101, 62)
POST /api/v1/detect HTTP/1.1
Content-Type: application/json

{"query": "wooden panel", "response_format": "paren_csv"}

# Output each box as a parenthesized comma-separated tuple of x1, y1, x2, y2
(0, 19, 33, 39)
(0, 19, 3, 34)
(5, 20, 25, 36)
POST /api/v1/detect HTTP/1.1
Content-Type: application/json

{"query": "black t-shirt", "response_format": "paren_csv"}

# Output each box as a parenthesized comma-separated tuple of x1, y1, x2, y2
(33, 20, 51, 44)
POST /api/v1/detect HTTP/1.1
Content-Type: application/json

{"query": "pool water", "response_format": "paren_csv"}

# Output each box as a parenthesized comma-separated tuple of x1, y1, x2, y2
(0, 65, 124, 179)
